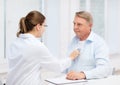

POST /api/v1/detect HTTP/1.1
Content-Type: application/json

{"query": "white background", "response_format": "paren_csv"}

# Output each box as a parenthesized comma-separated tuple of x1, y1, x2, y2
(0, 0, 120, 60)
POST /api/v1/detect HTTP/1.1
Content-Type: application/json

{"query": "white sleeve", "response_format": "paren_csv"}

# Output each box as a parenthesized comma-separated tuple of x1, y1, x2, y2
(25, 45, 72, 72)
(40, 57, 71, 72)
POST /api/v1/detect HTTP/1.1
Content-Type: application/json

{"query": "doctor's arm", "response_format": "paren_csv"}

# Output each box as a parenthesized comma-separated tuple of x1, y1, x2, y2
(40, 49, 80, 72)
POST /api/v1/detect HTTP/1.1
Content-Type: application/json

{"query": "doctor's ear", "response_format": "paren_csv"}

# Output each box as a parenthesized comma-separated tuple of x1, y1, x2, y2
(36, 24, 41, 31)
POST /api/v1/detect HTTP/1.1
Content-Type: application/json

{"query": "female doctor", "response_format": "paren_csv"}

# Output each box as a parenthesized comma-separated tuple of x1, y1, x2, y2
(6, 10, 79, 85)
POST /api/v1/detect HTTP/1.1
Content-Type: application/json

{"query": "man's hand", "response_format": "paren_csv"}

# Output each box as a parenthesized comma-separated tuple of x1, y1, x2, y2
(66, 71, 86, 80)
(70, 49, 80, 60)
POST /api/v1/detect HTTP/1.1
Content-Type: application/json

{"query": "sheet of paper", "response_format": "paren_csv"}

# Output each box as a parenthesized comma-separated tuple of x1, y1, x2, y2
(45, 75, 87, 85)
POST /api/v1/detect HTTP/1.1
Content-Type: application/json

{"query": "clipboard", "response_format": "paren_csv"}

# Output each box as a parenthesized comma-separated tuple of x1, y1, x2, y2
(45, 75, 87, 85)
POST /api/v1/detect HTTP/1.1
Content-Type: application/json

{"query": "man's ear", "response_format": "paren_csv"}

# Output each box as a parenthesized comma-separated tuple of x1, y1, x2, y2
(89, 23, 93, 28)
(89, 23, 92, 31)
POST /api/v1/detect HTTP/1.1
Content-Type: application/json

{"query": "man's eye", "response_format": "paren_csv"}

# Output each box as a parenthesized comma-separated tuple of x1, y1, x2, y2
(77, 24, 81, 26)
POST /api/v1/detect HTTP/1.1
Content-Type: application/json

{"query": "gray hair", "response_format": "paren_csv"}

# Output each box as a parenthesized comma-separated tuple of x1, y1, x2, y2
(75, 11, 93, 24)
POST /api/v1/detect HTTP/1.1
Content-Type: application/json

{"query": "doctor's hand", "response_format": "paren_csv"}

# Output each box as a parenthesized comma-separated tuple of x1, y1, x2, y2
(70, 49, 80, 60)
(66, 71, 86, 80)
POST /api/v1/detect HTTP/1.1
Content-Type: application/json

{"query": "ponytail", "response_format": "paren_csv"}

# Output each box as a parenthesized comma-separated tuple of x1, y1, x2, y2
(17, 17, 27, 37)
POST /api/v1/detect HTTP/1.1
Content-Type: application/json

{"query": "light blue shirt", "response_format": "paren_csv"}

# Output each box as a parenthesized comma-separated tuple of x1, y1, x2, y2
(66, 31, 113, 79)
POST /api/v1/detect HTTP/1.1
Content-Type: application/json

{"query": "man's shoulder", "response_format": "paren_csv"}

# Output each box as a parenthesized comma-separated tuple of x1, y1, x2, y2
(92, 32, 105, 42)
(92, 32, 108, 48)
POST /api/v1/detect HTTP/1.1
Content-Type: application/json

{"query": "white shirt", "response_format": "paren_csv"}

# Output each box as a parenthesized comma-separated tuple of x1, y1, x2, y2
(6, 34, 71, 85)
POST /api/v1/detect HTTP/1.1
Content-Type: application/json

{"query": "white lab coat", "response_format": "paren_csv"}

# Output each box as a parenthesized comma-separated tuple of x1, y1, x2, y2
(6, 34, 71, 85)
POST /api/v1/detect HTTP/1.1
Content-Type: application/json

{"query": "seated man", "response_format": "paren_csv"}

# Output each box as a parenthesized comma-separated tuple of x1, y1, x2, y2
(65, 11, 113, 80)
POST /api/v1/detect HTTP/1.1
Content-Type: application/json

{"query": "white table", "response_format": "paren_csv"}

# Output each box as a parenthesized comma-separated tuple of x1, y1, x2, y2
(46, 75, 120, 85)
(88, 75, 120, 85)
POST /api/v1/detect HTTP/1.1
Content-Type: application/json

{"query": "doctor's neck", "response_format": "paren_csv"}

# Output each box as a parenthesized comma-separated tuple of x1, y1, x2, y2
(28, 29, 41, 38)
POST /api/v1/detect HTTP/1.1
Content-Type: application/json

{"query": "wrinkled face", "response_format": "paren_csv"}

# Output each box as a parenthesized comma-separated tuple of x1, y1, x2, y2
(73, 16, 92, 40)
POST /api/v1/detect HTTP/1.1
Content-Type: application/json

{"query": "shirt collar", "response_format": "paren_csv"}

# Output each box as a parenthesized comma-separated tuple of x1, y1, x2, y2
(75, 31, 95, 43)
(86, 31, 95, 42)
(19, 33, 36, 39)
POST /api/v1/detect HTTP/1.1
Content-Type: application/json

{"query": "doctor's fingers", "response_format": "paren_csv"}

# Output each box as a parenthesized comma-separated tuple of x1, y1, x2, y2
(72, 49, 80, 56)
(70, 50, 80, 60)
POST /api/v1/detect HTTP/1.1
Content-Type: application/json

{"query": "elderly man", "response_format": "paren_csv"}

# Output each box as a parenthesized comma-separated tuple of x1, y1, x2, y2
(66, 11, 113, 80)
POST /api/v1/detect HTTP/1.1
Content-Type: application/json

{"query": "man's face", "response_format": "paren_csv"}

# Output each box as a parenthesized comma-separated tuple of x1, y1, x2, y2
(73, 16, 92, 40)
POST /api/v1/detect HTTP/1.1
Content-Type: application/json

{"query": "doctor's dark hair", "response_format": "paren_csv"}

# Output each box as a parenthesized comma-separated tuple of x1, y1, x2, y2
(17, 10, 45, 37)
